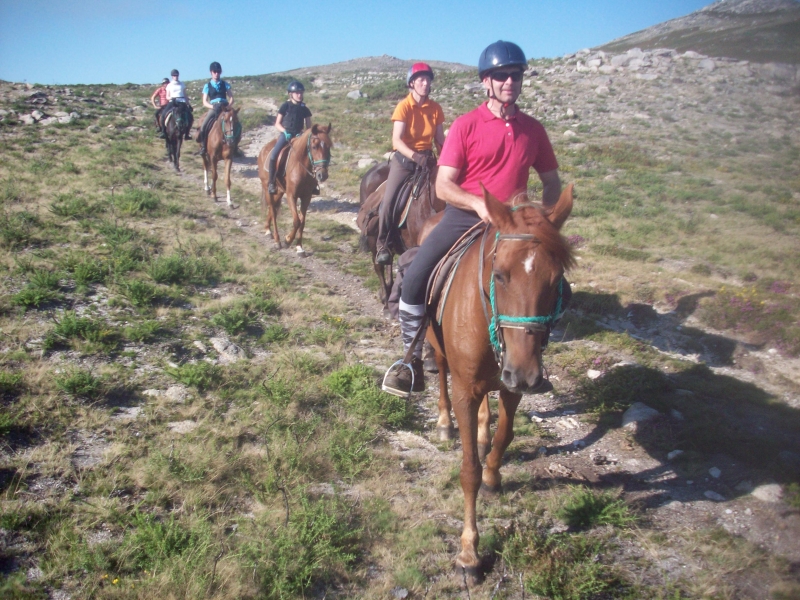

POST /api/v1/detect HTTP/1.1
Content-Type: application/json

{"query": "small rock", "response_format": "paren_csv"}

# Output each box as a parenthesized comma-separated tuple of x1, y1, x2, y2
(586, 369, 602, 380)
(698, 59, 716, 72)
(391, 587, 409, 599)
(704, 490, 725, 502)
(167, 420, 197, 434)
(19, 114, 36, 125)
(667, 450, 684, 461)
(566, 108, 575, 117)
(346, 90, 363, 100)
(357, 158, 377, 169)
(537, 446, 548, 457)
(529, 412, 544, 423)
(31, 110, 44, 121)
(165, 385, 189, 403)
(193, 340, 208, 353)
(142, 389, 161, 397)
(563, 130, 577, 138)
(709, 467, 722, 479)
(622, 402, 660, 429)
(751, 484, 782, 503)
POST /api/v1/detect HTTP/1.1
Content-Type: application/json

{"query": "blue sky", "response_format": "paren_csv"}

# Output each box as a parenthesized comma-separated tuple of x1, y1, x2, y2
(0, 0, 712, 85)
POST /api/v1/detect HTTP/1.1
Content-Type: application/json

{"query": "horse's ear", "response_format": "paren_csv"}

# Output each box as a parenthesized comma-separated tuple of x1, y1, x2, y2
(311, 124, 319, 135)
(481, 184, 512, 229)
(327, 122, 332, 132)
(545, 183, 573, 231)
(233, 107, 240, 115)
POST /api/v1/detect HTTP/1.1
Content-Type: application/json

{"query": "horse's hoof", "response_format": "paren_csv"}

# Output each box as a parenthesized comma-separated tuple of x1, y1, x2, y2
(455, 563, 483, 586)
(423, 354, 439, 373)
(437, 426, 454, 442)
(479, 482, 502, 497)
(296, 247, 307, 258)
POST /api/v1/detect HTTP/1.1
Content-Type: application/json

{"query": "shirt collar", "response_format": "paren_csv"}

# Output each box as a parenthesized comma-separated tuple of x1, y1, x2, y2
(408, 92, 430, 108)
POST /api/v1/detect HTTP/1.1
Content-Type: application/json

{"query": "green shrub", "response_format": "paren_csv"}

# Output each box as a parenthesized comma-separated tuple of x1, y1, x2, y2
(325, 364, 413, 429)
(0, 371, 24, 398)
(120, 511, 211, 573)
(120, 278, 158, 307)
(44, 311, 117, 351)
(555, 486, 636, 530)
(329, 422, 376, 479)
(0, 210, 40, 249)
(48, 193, 101, 219)
(246, 495, 361, 599)
(112, 188, 160, 214)
(54, 368, 102, 399)
(261, 324, 290, 344)
(147, 253, 220, 286)
(165, 361, 221, 392)
(12, 286, 59, 309)
(123, 320, 162, 343)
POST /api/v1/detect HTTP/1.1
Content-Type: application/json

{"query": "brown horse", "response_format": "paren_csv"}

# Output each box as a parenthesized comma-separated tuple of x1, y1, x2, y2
(257, 124, 333, 253)
(200, 106, 241, 206)
(357, 161, 445, 310)
(426, 185, 574, 581)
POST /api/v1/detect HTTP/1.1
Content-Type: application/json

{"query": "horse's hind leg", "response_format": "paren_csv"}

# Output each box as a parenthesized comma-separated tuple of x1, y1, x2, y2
(481, 389, 522, 493)
(477, 394, 491, 463)
(202, 155, 211, 195)
(432, 346, 454, 441)
(211, 158, 219, 201)
(284, 194, 301, 248)
(294, 195, 311, 253)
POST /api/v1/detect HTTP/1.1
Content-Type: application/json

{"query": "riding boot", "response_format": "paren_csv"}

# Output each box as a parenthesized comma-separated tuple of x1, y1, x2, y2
(268, 154, 278, 194)
(382, 301, 426, 398)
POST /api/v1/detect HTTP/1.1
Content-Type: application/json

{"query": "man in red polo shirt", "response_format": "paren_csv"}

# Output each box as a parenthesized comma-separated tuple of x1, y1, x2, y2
(382, 40, 566, 399)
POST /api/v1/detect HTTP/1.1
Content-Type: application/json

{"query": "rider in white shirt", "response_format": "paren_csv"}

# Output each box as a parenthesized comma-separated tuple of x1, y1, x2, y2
(164, 69, 194, 140)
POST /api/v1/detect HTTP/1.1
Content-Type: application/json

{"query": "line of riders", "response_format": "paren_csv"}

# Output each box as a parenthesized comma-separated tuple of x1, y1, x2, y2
(150, 41, 571, 400)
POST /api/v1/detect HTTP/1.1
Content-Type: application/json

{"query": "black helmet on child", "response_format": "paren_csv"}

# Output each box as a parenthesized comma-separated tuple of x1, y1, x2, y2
(478, 41, 526, 79)
(287, 80, 305, 93)
(209, 61, 222, 73)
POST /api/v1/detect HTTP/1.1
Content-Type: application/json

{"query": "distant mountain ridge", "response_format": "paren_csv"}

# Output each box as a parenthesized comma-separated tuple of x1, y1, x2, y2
(598, 0, 800, 64)
(282, 55, 473, 77)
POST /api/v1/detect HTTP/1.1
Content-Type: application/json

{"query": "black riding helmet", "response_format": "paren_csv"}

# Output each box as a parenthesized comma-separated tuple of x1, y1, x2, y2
(171, 69, 179, 77)
(478, 41, 526, 79)
(209, 61, 222, 73)
(287, 80, 305, 93)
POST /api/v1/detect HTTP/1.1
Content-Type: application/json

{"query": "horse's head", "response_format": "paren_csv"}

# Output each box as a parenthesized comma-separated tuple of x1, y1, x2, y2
(220, 106, 241, 148)
(483, 184, 574, 393)
(306, 123, 333, 184)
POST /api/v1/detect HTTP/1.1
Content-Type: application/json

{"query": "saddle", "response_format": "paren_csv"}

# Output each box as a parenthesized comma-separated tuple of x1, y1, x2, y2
(357, 164, 432, 251)
(163, 104, 186, 128)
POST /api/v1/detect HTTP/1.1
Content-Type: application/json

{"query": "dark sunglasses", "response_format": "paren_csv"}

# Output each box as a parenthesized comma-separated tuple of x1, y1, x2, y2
(489, 70, 523, 82)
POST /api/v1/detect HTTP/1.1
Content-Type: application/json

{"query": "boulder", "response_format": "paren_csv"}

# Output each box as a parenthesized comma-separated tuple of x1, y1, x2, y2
(19, 114, 35, 125)
(611, 55, 630, 68)
(599, 65, 617, 75)
(31, 110, 44, 121)
(346, 90, 363, 100)
(752, 483, 783, 503)
(587, 58, 602, 68)
(622, 402, 660, 429)
(698, 59, 716, 72)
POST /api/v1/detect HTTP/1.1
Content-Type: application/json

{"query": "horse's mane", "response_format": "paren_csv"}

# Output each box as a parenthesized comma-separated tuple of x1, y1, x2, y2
(510, 204, 575, 271)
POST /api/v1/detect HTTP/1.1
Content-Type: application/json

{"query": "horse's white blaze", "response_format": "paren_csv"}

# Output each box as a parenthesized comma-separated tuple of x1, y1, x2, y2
(523, 251, 536, 274)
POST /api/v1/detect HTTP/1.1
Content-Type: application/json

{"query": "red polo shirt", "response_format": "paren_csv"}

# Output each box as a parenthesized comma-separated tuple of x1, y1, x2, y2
(438, 102, 558, 202)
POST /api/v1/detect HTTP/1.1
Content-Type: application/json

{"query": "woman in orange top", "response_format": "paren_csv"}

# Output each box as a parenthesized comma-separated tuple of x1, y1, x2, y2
(375, 62, 446, 265)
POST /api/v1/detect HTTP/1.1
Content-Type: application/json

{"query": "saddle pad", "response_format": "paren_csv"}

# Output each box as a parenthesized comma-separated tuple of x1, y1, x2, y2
(426, 222, 487, 324)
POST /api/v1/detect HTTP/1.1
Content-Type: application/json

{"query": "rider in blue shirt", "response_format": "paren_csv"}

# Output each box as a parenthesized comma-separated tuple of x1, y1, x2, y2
(197, 61, 233, 154)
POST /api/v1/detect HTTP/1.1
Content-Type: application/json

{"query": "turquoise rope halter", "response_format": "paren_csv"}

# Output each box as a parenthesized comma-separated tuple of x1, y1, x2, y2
(221, 118, 241, 145)
(485, 226, 565, 359)
(306, 131, 330, 169)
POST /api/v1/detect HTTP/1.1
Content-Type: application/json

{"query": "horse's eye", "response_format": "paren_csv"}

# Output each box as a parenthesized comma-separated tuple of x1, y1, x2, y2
(493, 270, 507, 286)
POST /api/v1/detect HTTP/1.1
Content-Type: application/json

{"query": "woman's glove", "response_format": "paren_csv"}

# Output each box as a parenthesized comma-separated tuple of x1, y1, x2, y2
(411, 152, 428, 167)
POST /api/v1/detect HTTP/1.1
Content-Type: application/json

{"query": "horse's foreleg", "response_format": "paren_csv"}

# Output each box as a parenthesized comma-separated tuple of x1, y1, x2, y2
(295, 196, 311, 253)
(434, 350, 453, 441)
(225, 158, 232, 206)
(269, 194, 283, 248)
(175, 137, 182, 172)
(203, 156, 211, 194)
(482, 389, 522, 493)
(451, 383, 483, 579)
(477, 394, 492, 462)
(374, 259, 389, 305)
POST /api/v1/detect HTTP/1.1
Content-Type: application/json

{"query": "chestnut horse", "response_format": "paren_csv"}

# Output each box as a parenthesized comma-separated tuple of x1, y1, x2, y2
(426, 185, 574, 581)
(200, 106, 241, 206)
(257, 124, 332, 253)
(357, 161, 445, 310)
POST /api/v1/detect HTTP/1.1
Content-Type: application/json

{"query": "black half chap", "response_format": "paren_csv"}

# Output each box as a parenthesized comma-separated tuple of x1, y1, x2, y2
(401, 205, 482, 306)
(400, 204, 573, 313)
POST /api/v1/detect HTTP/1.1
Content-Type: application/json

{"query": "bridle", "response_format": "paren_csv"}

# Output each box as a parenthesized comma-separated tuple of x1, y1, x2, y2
(302, 130, 330, 180)
(220, 110, 241, 146)
(478, 210, 565, 367)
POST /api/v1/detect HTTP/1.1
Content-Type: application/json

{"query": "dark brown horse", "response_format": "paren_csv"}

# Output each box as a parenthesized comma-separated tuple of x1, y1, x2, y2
(426, 185, 574, 580)
(257, 124, 333, 253)
(161, 103, 190, 172)
(200, 106, 241, 206)
(357, 161, 445, 310)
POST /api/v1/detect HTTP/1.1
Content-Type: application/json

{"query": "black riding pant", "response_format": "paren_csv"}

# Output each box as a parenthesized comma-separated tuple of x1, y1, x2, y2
(377, 152, 417, 251)
(401, 204, 482, 306)
(400, 204, 573, 313)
